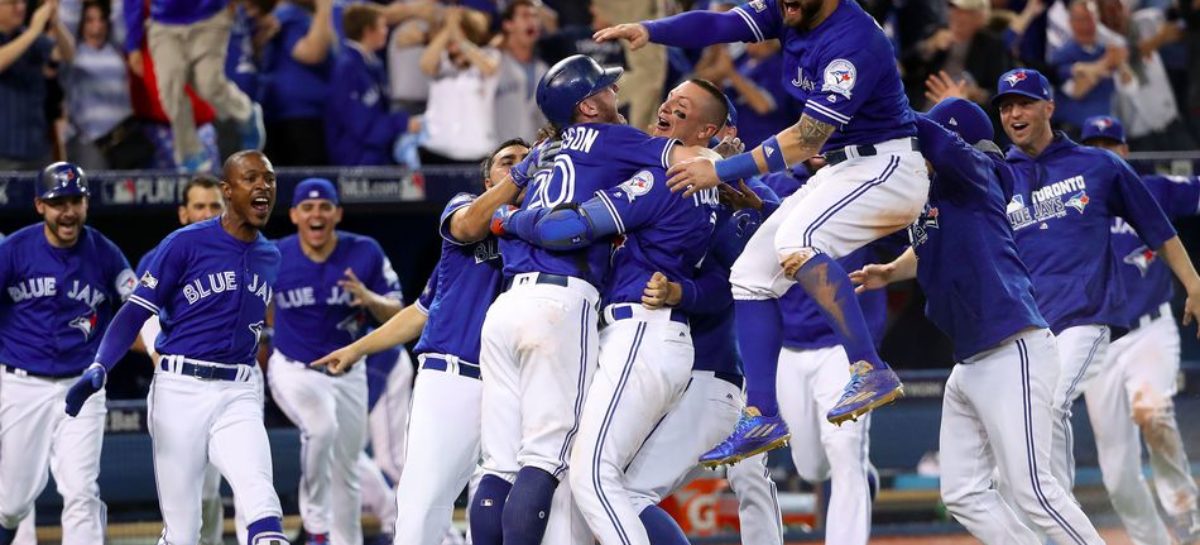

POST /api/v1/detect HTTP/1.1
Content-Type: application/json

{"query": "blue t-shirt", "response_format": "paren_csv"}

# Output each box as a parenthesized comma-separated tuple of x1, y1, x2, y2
(1050, 41, 1116, 128)
(326, 45, 404, 166)
(261, 2, 333, 121)
(729, 0, 916, 150)
(271, 232, 402, 363)
(0, 225, 135, 375)
(127, 217, 280, 364)
(1111, 174, 1200, 323)
(1005, 134, 1176, 332)
(501, 123, 678, 287)
(911, 117, 1046, 359)
(225, 4, 259, 99)
(412, 194, 505, 363)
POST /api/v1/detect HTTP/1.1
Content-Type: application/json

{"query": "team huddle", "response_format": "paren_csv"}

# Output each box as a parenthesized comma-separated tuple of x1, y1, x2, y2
(1, 0, 1200, 544)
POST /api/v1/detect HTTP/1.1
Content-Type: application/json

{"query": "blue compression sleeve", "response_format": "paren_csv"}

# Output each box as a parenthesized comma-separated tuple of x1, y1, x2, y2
(644, 10, 760, 48)
(94, 302, 154, 371)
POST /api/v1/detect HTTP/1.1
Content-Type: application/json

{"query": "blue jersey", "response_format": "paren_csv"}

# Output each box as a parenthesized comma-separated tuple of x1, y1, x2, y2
(592, 168, 718, 307)
(653, 0, 916, 151)
(912, 117, 1046, 360)
(412, 194, 505, 363)
(1111, 174, 1200, 322)
(127, 217, 280, 364)
(1049, 42, 1116, 128)
(0, 225, 135, 375)
(1005, 134, 1176, 332)
(326, 44, 406, 166)
(261, 2, 333, 121)
(501, 123, 678, 287)
(272, 232, 402, 364)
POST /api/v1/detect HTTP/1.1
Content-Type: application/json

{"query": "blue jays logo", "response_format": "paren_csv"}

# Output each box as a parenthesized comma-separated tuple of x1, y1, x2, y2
(821, 59, 856, 99)
(1123, 245, 1156, 277)
(1064, 190, 1090, 213)
(1003, 70, 1028, 87)
(248, 320, 266, 341)
(69, 311, 98, 340)
(337, 313, 366, 338)
(1091, 117, 1113, 131)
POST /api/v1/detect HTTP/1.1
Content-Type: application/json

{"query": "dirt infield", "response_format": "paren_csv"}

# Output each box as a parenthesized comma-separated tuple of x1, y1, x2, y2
(789, 528, 1133, 544)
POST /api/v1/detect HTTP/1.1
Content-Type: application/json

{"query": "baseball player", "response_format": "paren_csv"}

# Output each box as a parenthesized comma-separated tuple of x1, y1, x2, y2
(135, 175, 231, 545)
(991, 68, 1200, 545)
(65, 150, 289, 545)
(0, 229, 41, 545)
(267, 177, 404, 545)
(1079, 115, 1200, 544)
(469, 55, 717, 545)
(595, 0, 931, 459)
(853, 97, 1105, 544)
(313, 138, 533, 545)
(0, 162, 135, 545)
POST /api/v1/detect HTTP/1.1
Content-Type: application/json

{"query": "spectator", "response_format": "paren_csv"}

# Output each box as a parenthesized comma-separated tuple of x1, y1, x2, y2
(0, 0, 74, 171)
(63, 0, 134, 170)
(695, 39, 797, 149)
(127, 33, 222, 170)
(905, 0, 1011, 108)
(125, 0, 266, 172)
(494, 0, 547, 143)
(1050, 0, 1128, 131)
(215, 0, 270, 160)
(418, 6, 499, 164)
(387, 5, 436, 113)
(538, 0, 624, 67)
(598, 0, 664, 131)
(326, 3, 412, 166)
(261, 0, 335, 166)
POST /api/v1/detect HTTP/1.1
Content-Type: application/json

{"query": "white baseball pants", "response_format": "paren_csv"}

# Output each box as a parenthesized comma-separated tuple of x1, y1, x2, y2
(940, 328, 1103, 545)
(776, 345, 871, 545)
(393, 355, 482, 545)
(568, 308, 694, 545)
(267, 351, 366, 545)
(730, 144, 929, 300)
(1051, 324, 1110, 491)
(369, 348, 414, 485)
(0, 369, 107, 545)
(148, 365, 282, 545)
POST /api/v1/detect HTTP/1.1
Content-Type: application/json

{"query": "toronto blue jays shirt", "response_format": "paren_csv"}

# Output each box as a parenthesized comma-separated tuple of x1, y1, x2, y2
(501, 123, 678, 288)
(0, 224, 135, 375)
(127, 217, 280, 365)
(644, 0, 916, 151)
(912, 117, 1046, 360)
(1111, 174, 1200, 323)
(272, 231, 402, 364)
(412, 194, 505, 363)
(1005, 134, 1176, 333)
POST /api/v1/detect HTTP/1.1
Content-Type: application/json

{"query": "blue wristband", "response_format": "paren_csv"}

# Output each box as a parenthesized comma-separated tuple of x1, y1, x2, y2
(714, 152, 759, 183)
(761, 136, 788, 173)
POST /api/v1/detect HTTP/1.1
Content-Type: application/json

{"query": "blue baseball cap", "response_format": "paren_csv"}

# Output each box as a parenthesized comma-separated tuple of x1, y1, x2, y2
(292, 178, 338, 207)
(723, 93, 738, 128)
(927, 97, 994, 144)
(1080, 115, 1125, 144)
(991, 68, 1053, 106)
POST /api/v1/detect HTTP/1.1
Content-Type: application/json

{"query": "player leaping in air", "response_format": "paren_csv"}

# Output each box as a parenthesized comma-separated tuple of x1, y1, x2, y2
(596, 0, 931, 464)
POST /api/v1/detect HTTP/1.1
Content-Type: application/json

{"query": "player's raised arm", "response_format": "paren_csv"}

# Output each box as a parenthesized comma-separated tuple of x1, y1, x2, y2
(594, 2, 773, 50)
(449, 139, 548, 243)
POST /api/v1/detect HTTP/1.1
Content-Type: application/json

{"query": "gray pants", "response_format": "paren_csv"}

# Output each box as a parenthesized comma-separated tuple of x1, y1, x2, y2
(149, 8, 252, 163)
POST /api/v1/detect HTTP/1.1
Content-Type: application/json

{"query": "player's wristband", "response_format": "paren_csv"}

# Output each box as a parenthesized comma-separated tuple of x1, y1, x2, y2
(714, 152, 759, 184)
(761, 136, 789, 173)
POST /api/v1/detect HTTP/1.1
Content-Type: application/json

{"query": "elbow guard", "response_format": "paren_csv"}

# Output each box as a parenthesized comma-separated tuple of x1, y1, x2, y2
(535, 203, 595, 250)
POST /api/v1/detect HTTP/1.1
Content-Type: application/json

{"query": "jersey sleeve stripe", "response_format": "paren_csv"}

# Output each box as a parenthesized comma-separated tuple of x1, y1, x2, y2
(732, 6, 765, 42)
(596, 190, 627, 235)
(661, 138, 680, 170)
(804, 102, 852, 125)
(128, 294, 159, 314)
(415, 299, 430, 315)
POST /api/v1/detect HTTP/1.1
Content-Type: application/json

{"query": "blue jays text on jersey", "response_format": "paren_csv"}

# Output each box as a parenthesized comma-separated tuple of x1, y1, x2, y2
(0, 225, 134, 376)
(412, 194, 505, 364)
(1004, 134, 1176, 333)
(127, 217, 281, 365)
(1110, 174, 1200, 323)
(911, 116, 1046, 360)
(500, 123, 679, 288)
(643, 0, 916, 151)
(272, 231, 402, 364)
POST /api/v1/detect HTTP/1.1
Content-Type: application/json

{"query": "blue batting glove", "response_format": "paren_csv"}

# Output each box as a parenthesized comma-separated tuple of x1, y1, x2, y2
(65, 363, 106, 417)
(510, 139, 561, 189)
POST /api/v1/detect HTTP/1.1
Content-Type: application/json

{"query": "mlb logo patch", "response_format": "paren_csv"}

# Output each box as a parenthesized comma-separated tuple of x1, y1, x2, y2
(821, 59, 857, 99)
(747, 0, 767, 11)
(619, 170, 655, 200)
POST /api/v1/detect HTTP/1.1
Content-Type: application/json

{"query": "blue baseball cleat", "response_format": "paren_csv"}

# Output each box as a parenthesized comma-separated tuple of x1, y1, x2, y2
(826, 361, 904, 425)
(699, 406, 790, 468)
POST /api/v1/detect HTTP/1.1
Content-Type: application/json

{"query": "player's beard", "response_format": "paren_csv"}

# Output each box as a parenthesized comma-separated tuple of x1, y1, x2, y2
(782, 0, 825, 30)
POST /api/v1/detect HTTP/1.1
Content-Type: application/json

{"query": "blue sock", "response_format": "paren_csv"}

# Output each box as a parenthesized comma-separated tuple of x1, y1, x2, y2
(0, 523, 14, 545)
(470, 474, 512, 545)
(735, 298, 784, 416)
(639, 506, 690, 545)
(247, 516, 288, 544)
(794, 253, 885, 368)
(502, 467, 559, 545)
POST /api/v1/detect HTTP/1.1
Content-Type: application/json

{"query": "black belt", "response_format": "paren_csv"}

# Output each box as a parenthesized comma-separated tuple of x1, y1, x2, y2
(160, 359, 243, 381)
(824, 137, 919, 166)
(504, 272, 572, 292)
(2, 365, 79, 379)
(713, 371, 744, 389)
(421, 354, 481, 380)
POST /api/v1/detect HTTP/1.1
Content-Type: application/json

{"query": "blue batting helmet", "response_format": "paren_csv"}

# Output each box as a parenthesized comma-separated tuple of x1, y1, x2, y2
(38, 162, 88, 200)
(536, 54, 623, 126)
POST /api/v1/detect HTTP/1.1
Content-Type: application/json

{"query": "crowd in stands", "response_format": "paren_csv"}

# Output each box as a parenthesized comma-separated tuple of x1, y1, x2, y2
(1, 0, 1198, 174)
